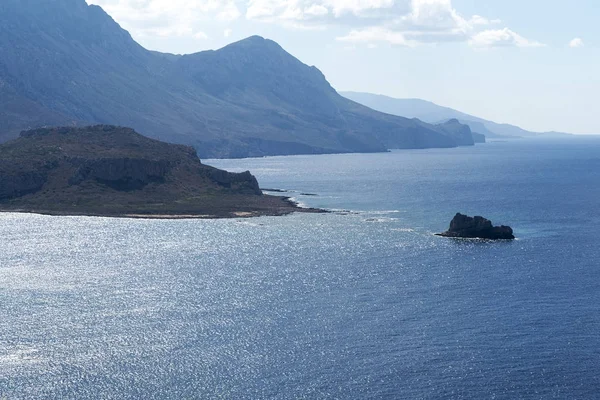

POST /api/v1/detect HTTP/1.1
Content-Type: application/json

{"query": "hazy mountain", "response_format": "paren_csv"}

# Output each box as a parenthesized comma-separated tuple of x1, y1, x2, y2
(0, 0, 477, 158)
(436, 119, 484, 145)
(341, 92, 571, 139)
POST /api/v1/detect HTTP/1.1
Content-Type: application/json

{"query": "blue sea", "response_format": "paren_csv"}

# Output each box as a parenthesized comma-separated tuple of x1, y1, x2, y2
(1, 137, 599, 399)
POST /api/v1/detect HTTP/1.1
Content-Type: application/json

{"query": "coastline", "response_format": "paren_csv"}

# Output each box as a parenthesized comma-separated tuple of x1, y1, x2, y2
(0, 197, 326, 220)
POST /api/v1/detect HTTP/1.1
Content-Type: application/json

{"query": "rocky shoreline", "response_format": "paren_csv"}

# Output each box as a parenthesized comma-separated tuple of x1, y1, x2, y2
(0, 199, 324, 220)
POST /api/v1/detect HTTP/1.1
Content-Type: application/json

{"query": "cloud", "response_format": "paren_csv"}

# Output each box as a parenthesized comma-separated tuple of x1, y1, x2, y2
(391, 0, 474, 43)
(469, 15, 500, 26)
(86, 0, 240, 39)
(224, 28, 233, 38)
(325, 0, 397, 17)
(569, 37, 584, 48)
(245, 0, 409, 26)
(217, 3, 243, 21)
(247, 0, 541, 49)
(305, 4, 328, 16)
(469, 28, 545, 48)
(337, 27, 417, 47)
(87, 0, 543, 50)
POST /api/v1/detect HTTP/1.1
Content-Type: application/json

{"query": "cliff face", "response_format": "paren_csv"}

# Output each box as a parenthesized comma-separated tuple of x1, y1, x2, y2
(471, 132, 487, 144)
(0, 126, 303, 217)
(435, 119, 476, 146)
(68, 158, 173, 190)
(207, 168, 262, 195)
(0, 167, 49, 200)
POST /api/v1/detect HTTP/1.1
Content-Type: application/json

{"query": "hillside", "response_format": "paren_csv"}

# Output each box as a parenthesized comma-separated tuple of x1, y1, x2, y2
(0, 126, 314, 217)
(0, 0, 475, 158)
(341, 92, 571, 139)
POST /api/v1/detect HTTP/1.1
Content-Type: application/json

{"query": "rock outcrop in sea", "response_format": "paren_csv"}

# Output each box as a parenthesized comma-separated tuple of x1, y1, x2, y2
(437, 213, 515, 240)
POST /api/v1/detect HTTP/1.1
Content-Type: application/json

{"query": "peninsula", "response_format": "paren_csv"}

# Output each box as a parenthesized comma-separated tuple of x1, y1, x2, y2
(0, 126, 320, 218)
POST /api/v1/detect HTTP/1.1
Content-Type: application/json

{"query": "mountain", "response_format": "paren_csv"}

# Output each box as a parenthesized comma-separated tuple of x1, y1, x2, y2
(341, 92, 571, 139)
(0, 0, 476, 158)
(436, 119, 484, 145)
(0, 125, 317, 217)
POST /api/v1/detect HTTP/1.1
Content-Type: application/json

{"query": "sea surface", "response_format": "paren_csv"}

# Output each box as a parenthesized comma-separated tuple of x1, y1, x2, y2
(1, 137, 599, 399)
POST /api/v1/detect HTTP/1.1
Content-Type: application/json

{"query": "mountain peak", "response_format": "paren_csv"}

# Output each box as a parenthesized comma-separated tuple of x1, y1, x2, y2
(222, 35, 284, 54)
(177, 34, 334, 102)
(238, 35, 267, 43)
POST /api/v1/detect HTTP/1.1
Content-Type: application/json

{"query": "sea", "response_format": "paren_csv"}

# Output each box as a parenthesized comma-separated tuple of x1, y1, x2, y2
(1, 137, 599, 399)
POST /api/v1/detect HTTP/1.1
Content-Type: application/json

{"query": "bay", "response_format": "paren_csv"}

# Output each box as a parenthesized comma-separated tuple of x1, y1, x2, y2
(1, 137, 599, 399)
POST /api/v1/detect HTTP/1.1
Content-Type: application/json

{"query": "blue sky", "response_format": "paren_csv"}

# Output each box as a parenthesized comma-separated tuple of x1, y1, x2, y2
(87, 0, 598, 134)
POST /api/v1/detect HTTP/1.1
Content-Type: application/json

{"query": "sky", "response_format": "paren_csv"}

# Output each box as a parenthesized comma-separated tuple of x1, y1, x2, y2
(86, 0, 599, 134)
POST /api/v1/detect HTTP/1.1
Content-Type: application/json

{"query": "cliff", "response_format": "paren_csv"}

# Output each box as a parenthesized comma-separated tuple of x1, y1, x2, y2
(435, 119, 477, 146)
(0, 126, 313, 218)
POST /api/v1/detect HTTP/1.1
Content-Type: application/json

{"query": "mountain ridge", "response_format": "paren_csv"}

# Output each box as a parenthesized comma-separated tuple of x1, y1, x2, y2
(341, 92, 572, 139)
(1, 0, 478, 158)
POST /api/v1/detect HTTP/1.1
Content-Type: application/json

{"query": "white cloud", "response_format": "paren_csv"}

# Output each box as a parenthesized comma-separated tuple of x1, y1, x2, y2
(305, 4, 328, 17)
(246, 0, 407, 25)
(335, 0, 501, 46)
(217, 3, 242, 21)
(324, 0, 396, 17)
(395, 0, 472, 42)
(87, 0, 544, 50)
(337, 27, 417, 47)
(569, 37, 584, 48)
(247, 0, 541, 49)
(224, 28, 233, 38)
(469, 28, 545, 48)
(86, 0, 240, 40)
(469, 15, 500, 26)
(245, 0, 283, 20)
(194, 31, 209, 40)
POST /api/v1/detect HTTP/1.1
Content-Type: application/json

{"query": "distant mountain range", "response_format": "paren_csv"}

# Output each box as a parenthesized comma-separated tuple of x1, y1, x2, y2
(0, 0, 481, 158)
(341, 92, 571, 139)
